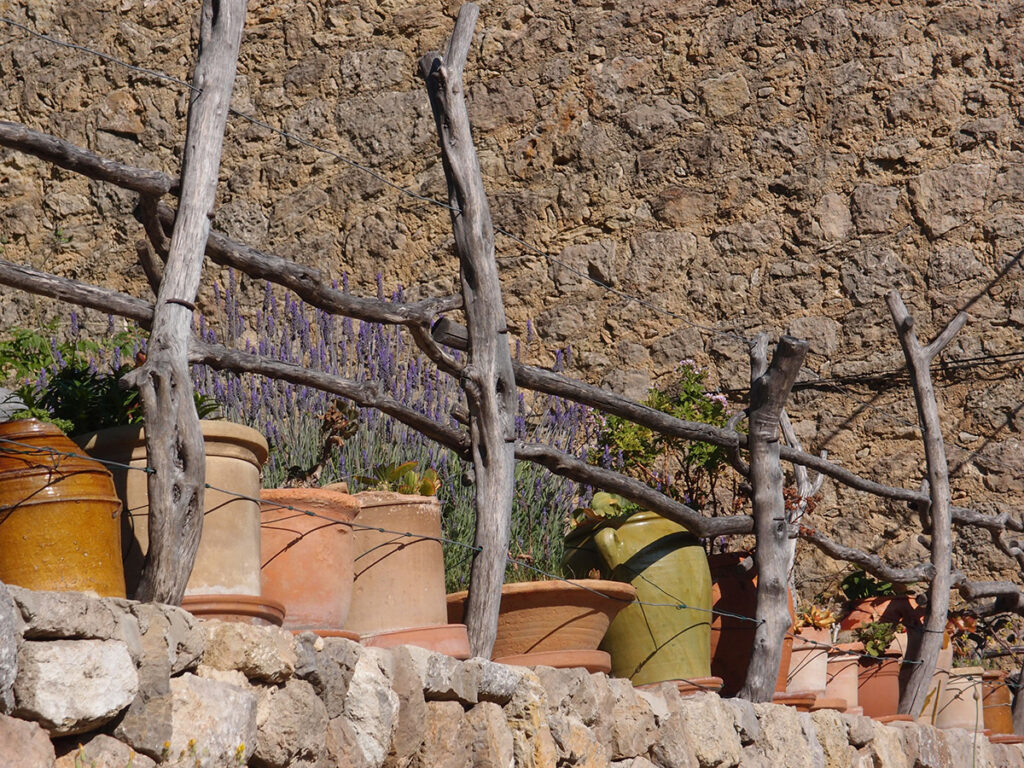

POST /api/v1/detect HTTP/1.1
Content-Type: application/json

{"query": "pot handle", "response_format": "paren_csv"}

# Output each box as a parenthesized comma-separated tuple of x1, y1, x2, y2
(593, 525, 629, 571)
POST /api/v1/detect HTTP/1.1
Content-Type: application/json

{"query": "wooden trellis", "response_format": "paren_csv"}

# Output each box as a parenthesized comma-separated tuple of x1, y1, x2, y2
(3, 1, 1024, 714)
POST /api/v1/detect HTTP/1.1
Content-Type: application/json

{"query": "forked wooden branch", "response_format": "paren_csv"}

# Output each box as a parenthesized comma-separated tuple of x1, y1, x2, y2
(739, 334, 809, 703)
(121, 0, 247, 604)
(888, 290, 964, 717)
(419, 3, 519, 658)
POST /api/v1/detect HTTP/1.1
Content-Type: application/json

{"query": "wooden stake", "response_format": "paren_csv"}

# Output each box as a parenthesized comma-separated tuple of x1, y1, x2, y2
(738, 334, 808, 702)
(122, 0, 248, 604)
(419, 4, 518, 657)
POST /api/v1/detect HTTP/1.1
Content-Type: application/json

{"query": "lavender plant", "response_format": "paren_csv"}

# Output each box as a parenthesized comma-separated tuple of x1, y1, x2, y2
(192, 272, 597, 591)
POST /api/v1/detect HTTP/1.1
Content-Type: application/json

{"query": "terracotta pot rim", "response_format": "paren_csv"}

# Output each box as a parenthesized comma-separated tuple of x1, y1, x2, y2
(445, 578, 637, 604)
(75, 420, 269, 466)
(181, 594, 286, 624)
(260, 487, 360, 522)
(354, 490, 441, 508)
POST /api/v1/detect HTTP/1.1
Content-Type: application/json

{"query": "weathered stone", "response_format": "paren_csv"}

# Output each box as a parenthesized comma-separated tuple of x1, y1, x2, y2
(611, 758, 659, 768)
(383, 646, 427, 768)
(813, 193, 853, 242)
(660, 692, 742, 768)
(467, 657, 529, 706)
(809, 710, 855, 768)
(650, 191, 716, 230)
(13, 639, 137, 736)
(699, 71, 751, 118)
(159, 673, 257, 768)
(0, 713, 55, 768)
(503, 670, 558, 768)
(465, 701, 515, 768)
(843, 714, 874, 748)
(134, 602, 204, 675)
(252, 678, 327, 768)
(551, 240, 617, 293)
(606, 678, 656, 760)
(851, 184, 901, 234)
(295, 636, 361, 718)
(8, 586, 122, 641)
(722, 697, 761, 745)
(335, 646, 399, 768)
(897, 723, 952, 768)
(752, 703, 814, 768)
(799, 713, 826, 768)
(549, 712, 610, 768)
(0, 584, 21, 713)
(738, 744, 770, 768)
(55, 734, 156, 768)
(409, 700, 472, 768)
(201, 620, 296, 684)
(909, 163, 993, 238)
(867, 724, 909, 768)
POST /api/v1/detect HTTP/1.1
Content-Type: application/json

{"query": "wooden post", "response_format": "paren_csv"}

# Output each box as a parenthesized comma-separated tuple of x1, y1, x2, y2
(419, 4, 518, 657)
(123, 0, 248, 603)
(739, 334, 809, 702)
(888, 290, 967, 716)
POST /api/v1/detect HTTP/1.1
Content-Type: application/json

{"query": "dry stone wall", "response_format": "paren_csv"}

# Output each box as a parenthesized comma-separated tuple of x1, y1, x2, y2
(0, 1, 1023, 594)
(1, 583, 1022, 768)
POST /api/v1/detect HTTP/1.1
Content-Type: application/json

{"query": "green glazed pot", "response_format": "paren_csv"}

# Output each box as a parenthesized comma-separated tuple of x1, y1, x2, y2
(565, 511, 712, 686)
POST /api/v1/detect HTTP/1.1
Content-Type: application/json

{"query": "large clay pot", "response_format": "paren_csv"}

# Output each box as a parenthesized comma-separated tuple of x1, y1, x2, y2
(446, 579, 636, 672)
(787, 627, 830, 695)
(565, 511, 714, 686)
(826, 642, 863, 710)
(0, 419, 125, 597)
(934, 666, 985, 731)
(857, 652, 903, 719)
(76, 420, 268, 598)
(708, 552, 794, 697)
(982, 670, 1014, 735)
(347, 491, 452, 635)
(841, 594, 921, 631)
(260, 488, 360, 633)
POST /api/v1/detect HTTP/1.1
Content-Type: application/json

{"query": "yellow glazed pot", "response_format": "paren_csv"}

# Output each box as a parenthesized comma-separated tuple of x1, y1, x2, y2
(566, 510, 713, 686)
(0, 419, 125, 597)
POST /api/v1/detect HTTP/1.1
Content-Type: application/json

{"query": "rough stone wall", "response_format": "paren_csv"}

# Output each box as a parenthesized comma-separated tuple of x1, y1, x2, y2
(2, 584, 1022, 768)
(0, 1, 1023, 595)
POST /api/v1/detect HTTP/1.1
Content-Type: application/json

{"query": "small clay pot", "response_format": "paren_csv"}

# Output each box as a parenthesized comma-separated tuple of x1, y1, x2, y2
(857, 652, 903, 719)
(982, 670, 1014, 735)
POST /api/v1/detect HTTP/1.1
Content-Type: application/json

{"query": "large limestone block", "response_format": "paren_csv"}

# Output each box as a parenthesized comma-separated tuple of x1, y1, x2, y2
(8, 586, 122, 641)
(409, 700, 472, 768)
(202, 620, 296, 684)
(329, 645, 399, 768)
(161, 673, 257, 768)
(465, 701, 515, 768)
(809, 710, 856, 768)
(13, 639, 138, 736)
(658, 692, 742, 768)
(252, 678, 327, 768)
(0, 584, 21, 713)
(503, 670, 558, 768)
(751, 703, 815, 768)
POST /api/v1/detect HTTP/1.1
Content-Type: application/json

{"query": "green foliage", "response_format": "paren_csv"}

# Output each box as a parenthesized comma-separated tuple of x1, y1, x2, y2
(593, 360, 731, 513)
(355, 460, 441, 496)
(855, 620, 897, 658)
(0, 321, 141, 387)
(15, 362, 141, 434)
(840, 570, 897, 601)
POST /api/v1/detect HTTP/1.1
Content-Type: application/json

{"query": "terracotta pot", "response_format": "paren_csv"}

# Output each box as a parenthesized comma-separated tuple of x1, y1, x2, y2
(708, 552, 794, 696)
(360, 624, 471, 660)
(840, 594, 921, 632)
(565, 511, 713, 686)
(916, 632, 954, 726)
(934, 666, 984, 731)
(982, 670, 1014, 735)
(346, 491, 448, 634)
(0, 419, 125, 597)
(446, 579, 636, 667)
(787, 626, 831, 695)
(826, 642, 863, 711)
(76, 420, 268, 598)
(260, 488, 360, 633)
(857, 653, 903, 719)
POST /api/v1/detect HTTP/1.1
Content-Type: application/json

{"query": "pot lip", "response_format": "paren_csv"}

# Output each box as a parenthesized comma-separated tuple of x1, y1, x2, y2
(260, 487, 360, 522)
(565, 510, 699, 544)
(354, 490, 441, 508)
(445, 578, 637, 604)
(74, 420, 269, 465)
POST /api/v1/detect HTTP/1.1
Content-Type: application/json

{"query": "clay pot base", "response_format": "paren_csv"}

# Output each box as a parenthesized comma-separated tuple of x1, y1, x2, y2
(810, 696, 847, 713)
(181, 595, 285, 626)
(637, 677, 725, 697)
(875, 715, 915, 725)
(360, 623, 471, 659)
(772, 692, 819, 712)
(989, 734, 1024, 744)
(291, 629, 361, 641)
(494, 650, 611, 674)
